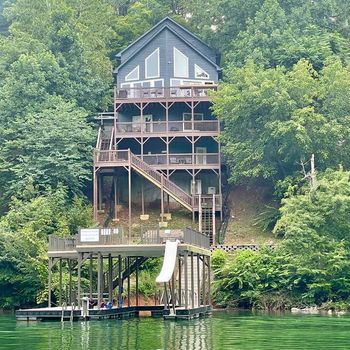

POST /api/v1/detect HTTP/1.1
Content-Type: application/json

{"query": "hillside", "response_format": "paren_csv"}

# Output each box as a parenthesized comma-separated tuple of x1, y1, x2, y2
(224, 185, 278, 245)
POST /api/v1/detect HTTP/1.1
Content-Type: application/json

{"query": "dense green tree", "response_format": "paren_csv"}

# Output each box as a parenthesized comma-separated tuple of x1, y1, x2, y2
(0, 98, 94, 203)
(0, 188, 93, 307)
(212, 58, 350, 191)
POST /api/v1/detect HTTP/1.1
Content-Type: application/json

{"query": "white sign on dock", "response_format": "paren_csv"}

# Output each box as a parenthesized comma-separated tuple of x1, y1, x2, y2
(80, 229, 99, 242)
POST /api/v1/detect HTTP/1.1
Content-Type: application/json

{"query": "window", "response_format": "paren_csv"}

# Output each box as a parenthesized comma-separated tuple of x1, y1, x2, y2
(145, 48, 160, 79)
(174, 47, 188, 78)
(125, 66, 139, 81)
(183, 113, 203, 131)
(195, 64, 209, 79)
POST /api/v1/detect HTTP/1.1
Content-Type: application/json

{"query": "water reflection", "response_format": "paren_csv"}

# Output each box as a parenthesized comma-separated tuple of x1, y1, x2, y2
(8, 311, 350, 350)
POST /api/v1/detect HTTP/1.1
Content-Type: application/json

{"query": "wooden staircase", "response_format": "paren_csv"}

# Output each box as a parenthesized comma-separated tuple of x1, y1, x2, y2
(104, 257, 148, 294)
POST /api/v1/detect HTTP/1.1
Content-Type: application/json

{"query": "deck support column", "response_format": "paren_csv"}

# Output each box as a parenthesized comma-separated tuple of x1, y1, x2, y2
(97, 253, 102, 308)
(128, 158, 132, 241)
(98, 175, 103, 211)
(108, 254, 113, 302)
(141, 179, 145, 215)
(93, 168, 98, 221)
(68, 259, 72, 305)
(118, 255, 122, 307)
(160, 176, 164, 224)
(89, 254, 93, 300)
(202, 255, 206, 306)
(178, 257, 182, 307)
(191, 252, 195, 308)
(197, 254, 201, 307)
(114, 175, 118, 220)
(77, 253, 82, 309)
(136, 257, 139, 307)
(208, 255, 211, 305)
(127, 257, 131, 307)
(59, 258, 62, 306)
(48, 258, 52, 307)
(184, 252, 188, 309)
(212, 194, 216, 244)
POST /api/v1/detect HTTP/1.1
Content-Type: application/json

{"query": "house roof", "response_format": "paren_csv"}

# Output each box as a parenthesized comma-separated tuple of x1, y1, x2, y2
(115, 17, 221, 73)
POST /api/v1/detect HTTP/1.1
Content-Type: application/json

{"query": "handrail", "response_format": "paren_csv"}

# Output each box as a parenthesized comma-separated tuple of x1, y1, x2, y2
(129, 151, 193, 209)
(96, 127, 102, 149)
(116, 85, 217, 100)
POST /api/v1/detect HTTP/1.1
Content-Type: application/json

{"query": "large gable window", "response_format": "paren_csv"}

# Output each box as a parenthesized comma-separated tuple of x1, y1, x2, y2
(195, 64, 209, 79)
(174, 47, 188, 78)
(145, 48, 160, 79)
(125, 66, 139, 81)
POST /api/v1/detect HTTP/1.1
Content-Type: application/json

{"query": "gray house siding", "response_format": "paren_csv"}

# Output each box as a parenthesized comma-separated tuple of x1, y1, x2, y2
(117, 28, 218, 88)
(118, 17, 218, 67)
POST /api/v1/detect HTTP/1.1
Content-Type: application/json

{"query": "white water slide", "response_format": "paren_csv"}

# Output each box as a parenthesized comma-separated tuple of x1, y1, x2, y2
(156, 240, 180, 283)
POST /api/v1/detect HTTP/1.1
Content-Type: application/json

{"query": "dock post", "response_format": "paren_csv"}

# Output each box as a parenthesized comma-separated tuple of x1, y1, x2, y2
(59, 258, 62, 306)
(128, 154, 132, 241)
(118, 255, 122, 307)
(77, 253, 82, 309)
(108, 254, 113, 302)
(184, 252, 188, 309)
(191, 252, 195, 308)
(136, 257, 139, 307)
(127, 257, 131, 307)
(89, 254, 93, 300)
(178, 257, 182, 307)
(202, 255, 206, 306)
(197, 254, 200, 307)
(68, 259, 72, 305)
(208, 255, 211, 305)
(97, 252, 102, 308)
(48, 257, 52, 307)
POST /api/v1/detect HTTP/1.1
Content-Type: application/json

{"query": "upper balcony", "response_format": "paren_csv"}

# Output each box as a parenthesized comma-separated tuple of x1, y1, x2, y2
(114, 85, 217, 103)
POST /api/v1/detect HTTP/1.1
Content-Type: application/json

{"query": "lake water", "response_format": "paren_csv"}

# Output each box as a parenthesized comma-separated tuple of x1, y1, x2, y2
(0, 310, 349, 349)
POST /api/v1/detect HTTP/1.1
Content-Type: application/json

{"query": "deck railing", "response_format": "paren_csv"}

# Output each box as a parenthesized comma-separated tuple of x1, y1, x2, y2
(48, 227, 210, 251)
(114, 120, 219, 134)
(115, 85, 217, 100)
(94, 150, 220, 167)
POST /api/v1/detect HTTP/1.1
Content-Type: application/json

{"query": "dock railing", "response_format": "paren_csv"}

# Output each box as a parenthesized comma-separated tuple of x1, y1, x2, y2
(48, 227, 210, 251)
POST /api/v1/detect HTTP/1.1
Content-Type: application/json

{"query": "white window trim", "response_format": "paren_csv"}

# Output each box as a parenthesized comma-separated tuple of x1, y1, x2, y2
(194, 64, 209, 79)
(125, 66, 139, 81)
(145, 48, 160, 79)
(182, 112, 204, 131)
(173, 47, 189, 78)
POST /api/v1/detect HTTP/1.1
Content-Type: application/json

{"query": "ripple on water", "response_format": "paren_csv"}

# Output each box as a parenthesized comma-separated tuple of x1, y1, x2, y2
(0, 311, 350, 350)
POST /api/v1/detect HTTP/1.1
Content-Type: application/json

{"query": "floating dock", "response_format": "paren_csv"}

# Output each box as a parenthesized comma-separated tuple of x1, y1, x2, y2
(16, 227, 212, 322)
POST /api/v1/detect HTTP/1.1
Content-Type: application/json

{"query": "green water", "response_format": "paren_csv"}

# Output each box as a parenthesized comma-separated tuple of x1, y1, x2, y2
(1, 311, 350, 349)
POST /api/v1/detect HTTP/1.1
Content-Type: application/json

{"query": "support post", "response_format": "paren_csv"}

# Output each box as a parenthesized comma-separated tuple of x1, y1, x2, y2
(118, 255, 122, 307)
(59, 258, 62, 306)
(114, 175, 118, 220)
(89, 254, 93, 300)
(136, 258, 139, 307)
(178, 257, 182, 307)
(212, 193, 216, 244)
(128, 154, 132, 241)
(160, 176, 164, 224)
(191, 252, 194, 308)
(197, 254, 200, 307)
(97, 253, 102, 308)
(184, 252, 188, 309)
(98, 175, 103, 211)
(202, 255, 206, 306)
(48, 258, 52, 307)
(68, 259, 72, 305)
(108, 254, 113, 302)
(77, 253, 82, 309)
(208, 255, 211, 305)
(127, 257, 131, 307)
(93, 168, 98, 221)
